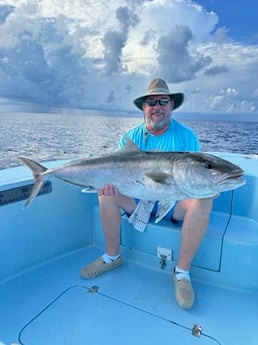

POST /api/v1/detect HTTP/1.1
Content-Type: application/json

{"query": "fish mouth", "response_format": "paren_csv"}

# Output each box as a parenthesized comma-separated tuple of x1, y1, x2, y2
(217, 169, 245, 186)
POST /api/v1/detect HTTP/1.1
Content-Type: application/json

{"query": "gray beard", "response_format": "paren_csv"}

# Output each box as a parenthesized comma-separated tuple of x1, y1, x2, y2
(145, 113, 171, 130)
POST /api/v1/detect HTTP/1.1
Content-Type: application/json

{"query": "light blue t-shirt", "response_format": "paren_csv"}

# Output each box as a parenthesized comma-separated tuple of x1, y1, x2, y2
(119, 119, 200, 152)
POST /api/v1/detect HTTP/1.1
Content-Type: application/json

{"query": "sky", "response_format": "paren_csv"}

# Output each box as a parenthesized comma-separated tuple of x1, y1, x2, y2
(0, 0, 258, 120)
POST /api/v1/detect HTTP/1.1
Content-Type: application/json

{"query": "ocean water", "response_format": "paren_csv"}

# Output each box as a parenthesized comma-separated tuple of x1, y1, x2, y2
(0, 110, 257, 170)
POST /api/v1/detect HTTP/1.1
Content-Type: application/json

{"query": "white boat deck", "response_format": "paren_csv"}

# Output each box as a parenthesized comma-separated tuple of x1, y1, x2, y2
(1, 245, 257, 345)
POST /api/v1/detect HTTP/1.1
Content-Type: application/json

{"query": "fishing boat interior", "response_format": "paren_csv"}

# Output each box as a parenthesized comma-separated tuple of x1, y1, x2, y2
(0, 152, 257, 345)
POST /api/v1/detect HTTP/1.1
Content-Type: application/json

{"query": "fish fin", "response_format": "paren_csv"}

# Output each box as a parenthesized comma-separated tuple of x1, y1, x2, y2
(18, 156, 48, 207)
(155, 200, 176, 223)
(123, 138, 141, 152)
(81, 186, 97, 193)
(145, 172, 173, 185)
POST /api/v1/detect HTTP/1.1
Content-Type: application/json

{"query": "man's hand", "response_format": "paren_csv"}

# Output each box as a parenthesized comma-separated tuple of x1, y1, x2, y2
(98, 184, 119, 196)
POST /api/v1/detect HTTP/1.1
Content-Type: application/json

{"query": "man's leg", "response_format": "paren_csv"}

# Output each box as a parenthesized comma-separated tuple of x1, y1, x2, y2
(81, 185, 136, 278)
(98, 184, 137, 256)
(172, 198, 213, 308)
(173, 198, 213, 270)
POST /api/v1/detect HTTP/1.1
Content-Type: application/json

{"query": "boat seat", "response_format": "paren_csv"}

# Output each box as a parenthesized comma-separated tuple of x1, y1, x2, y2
(92, 181, 258, 277)
(93, 206, 229, 272)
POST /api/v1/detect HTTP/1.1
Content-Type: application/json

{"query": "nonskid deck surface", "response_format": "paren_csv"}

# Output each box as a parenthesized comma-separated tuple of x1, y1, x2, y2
(0, 246, 257, 345)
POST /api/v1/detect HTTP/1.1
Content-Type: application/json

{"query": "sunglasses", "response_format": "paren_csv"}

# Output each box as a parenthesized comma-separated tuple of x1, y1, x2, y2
(144, 98, 170, 107)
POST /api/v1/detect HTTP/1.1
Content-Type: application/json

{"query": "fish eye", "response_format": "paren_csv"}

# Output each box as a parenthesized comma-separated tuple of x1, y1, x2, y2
(205, 161, 215, 169)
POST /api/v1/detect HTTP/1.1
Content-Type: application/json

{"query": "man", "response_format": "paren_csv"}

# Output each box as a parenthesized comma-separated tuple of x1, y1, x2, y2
(81, 78, 213, 309)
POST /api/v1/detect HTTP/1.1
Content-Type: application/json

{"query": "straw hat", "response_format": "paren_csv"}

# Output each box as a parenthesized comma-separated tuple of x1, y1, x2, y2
(133, 78, 184, 111)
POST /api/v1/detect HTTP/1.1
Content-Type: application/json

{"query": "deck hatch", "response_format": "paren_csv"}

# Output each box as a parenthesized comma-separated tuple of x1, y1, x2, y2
(18, 285, 219, 345)
(0, 181, 52, 207)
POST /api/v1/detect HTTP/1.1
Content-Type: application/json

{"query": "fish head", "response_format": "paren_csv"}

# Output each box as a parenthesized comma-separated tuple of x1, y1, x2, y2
(172, 152, 246, 198)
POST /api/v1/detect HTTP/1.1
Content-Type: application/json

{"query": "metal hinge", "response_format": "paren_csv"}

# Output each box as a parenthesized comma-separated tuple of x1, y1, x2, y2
(192, 324, 202, 337)
(88, 285, 99, 294)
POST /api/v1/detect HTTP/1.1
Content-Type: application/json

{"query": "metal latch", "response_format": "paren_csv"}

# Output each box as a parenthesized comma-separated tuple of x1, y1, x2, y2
(160, 254, 167, 269)
(88, 285, 99, 294)
(192, 324, 202, 337)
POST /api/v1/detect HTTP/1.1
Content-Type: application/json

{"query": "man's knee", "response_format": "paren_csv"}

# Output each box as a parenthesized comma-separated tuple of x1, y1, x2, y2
(197, 198, 213, 212)
(173, 198, 213, 221)
(98, 193, 136, 215)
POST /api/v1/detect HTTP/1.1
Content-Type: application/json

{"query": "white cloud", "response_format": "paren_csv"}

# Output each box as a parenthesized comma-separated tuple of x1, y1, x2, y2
(181, 41, 258, 113)
(0, 0, 257, 117)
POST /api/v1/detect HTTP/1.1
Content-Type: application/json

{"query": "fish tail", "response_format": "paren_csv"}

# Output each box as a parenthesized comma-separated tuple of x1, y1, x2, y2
(18, 156, 48, 207)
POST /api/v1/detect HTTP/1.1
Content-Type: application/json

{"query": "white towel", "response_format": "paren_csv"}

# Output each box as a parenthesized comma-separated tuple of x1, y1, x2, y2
(128, 200, 156, 232)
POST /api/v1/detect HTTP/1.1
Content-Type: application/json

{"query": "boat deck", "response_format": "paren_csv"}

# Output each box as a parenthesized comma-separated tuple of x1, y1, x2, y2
(1, 245, 257, 345)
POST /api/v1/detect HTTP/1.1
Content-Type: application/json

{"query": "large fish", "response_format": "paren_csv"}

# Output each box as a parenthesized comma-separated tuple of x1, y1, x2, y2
(19, 140, 245, 222)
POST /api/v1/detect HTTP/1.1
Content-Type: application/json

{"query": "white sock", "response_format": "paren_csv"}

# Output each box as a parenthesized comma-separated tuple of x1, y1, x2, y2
(102, 253, 120, 263)
(175, 266, 190, 281)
